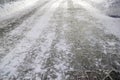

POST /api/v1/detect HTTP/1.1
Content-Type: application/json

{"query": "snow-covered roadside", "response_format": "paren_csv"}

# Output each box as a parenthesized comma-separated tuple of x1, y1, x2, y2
(88, 0, 120, 16)
(0, 0, 41, 21)
(90, 0, 120, 39)
(79, 0, 120, 39)
(103, 17, 120, 39)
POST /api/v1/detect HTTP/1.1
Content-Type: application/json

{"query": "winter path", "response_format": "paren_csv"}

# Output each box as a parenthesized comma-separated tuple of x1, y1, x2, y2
(0, 0, 120, 80)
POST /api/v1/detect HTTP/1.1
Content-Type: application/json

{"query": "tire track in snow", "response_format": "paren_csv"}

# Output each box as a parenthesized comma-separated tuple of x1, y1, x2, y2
(0, 0, 56, 61)
(0, 0, 73, 79)
(0, 0, 49, 36)
(32, 1, 73, 79)
(0, 0, 120, 79)
(64, 0, 120, 78)
(0, 0, 63, 79)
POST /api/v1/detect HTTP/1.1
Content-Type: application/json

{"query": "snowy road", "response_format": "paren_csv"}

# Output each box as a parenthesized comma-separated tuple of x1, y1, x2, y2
(0, 0, 120, 80)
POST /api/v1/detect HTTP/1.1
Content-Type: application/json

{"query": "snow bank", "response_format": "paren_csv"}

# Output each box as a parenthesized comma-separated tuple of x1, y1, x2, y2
(82, 0, 120, 38)
(88, 0, 120, 16)
(0, 0, 39, 21)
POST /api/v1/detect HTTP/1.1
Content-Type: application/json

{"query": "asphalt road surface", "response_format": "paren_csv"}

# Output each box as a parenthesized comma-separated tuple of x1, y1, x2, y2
(0, 0, 120, 80)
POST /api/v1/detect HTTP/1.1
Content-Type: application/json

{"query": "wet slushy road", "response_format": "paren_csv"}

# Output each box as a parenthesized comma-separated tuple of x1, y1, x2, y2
(0, 0, 120, 80)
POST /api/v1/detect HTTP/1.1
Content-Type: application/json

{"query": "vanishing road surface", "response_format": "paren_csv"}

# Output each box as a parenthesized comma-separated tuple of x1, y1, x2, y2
(0, 0, 120, 80)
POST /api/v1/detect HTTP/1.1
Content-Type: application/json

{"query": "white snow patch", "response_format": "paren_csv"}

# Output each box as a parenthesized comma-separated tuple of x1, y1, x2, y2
(77, 0, 120, 39)
(0, 0, 63, 77)
(103, 17, 120, 38)
(0, 0, 39, 21)
(88, 0, 120, 16)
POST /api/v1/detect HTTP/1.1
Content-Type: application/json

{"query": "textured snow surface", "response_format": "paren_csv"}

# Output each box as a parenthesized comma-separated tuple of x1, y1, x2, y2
(89, 0, 120, 16)
(78, 0, 120, 38)
(0, 0, 39, 21)
(0, 0, 120, 80)
(87, 0, 120, 38)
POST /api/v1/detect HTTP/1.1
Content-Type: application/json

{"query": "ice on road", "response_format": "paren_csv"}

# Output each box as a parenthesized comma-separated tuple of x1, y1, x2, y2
(0, 0, 120, 80)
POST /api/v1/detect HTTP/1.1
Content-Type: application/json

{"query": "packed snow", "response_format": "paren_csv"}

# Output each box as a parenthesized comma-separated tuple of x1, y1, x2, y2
(0, 0, 120, 80)
(88, 0, 120, 38)
(0, 0, 41, 21)
(89, 0, 120, 16)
